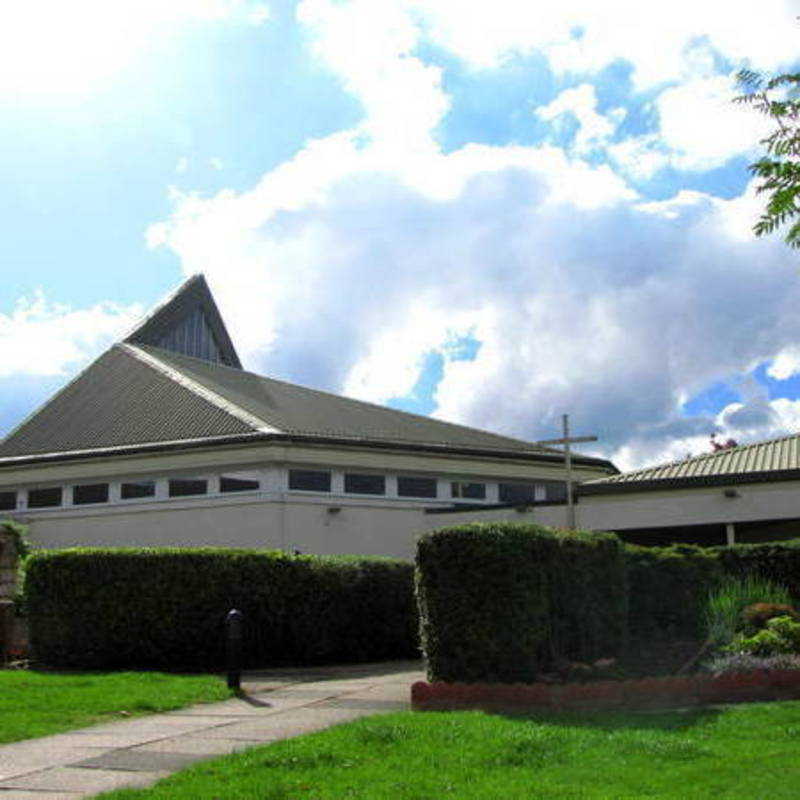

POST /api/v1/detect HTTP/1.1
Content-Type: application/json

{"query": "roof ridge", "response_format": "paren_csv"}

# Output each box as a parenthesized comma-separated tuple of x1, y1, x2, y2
(122, 344, 279, 435)
(139, 345, 575, 457)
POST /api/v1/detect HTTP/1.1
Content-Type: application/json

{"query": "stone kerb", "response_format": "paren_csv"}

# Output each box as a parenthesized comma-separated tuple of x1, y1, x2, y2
(0, 525, 19, 661)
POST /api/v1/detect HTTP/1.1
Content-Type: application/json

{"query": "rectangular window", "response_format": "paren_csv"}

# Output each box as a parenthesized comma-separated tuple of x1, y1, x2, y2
(344, 473, 385, 495)
(397, 476, 437, 498)
(451, 482, 486, 500)
(288, 469, 331, 492)
(220, 473, 260, 493)
(168, 477, 208, 498)
(0, 491, 16, 511)
(499, 482, 540, 504)
(73, 483, 109, 505)
(121, 480, 156, 500)
(28, 487, 62, 508)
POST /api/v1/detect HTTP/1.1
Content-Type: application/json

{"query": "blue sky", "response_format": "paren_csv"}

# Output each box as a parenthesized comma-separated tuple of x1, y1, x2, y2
(3, 0, 800, 470)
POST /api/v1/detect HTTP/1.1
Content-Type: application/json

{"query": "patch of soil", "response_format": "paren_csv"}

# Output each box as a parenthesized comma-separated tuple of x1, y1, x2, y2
(620, 639, 704, 678)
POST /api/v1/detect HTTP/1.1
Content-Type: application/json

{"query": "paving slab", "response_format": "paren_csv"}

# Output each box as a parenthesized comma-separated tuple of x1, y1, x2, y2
(0, 791, 82, 799)
(0, 743, 109, 783)
(0, 767, 170, 794)
(73, 750, 202, 773)
(133, 736, 266, 757)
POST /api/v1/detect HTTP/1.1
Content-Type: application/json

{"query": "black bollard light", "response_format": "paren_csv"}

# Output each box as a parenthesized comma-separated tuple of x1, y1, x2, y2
(226, 608, 244, 692)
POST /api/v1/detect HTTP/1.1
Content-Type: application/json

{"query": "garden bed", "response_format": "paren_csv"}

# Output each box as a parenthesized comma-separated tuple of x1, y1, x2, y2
(411, 669, 800, 713)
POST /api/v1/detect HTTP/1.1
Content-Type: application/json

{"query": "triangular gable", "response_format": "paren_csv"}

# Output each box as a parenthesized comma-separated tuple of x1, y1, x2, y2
(124, 274, 242, 369)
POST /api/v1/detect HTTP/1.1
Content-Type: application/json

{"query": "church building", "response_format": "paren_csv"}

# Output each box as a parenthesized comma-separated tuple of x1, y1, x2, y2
(0, 275, 616, 558)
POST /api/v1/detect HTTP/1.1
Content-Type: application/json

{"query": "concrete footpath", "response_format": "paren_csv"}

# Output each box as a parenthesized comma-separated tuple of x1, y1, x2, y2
(0, 660, 425, 800)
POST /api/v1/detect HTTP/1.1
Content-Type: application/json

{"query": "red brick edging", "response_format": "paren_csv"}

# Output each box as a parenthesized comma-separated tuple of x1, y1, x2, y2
(411, 670, 800, 712)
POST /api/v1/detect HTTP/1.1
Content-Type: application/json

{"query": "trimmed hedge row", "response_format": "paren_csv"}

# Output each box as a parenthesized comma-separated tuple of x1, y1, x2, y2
(416, 523, 627, 683)
(26, 548, 417, 670)
(417, 523, 800, 683)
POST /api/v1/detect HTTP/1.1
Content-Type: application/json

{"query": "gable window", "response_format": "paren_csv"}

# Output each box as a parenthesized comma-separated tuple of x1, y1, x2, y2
(0, 491, 16, 511)
(121, 480, 156, 500)
(397, 476, 437, 498)
(169, 477, 208, 498)
(73, 483, 109, 505)
(28, 487, 62, 508)
(220, 472, 260, 493)
(289, 470, 331, 492)
(451, 482, 486, 500)
(344, 473, 385, 495)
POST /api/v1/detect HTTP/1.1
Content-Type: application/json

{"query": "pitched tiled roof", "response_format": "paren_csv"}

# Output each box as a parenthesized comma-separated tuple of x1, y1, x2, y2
(580, 433, 800, 495)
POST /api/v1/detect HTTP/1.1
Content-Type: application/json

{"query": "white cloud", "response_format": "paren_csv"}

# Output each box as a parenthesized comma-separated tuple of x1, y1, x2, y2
(144, 0, 800, 471)
(0, 292, 141, 378)
(537, 84, 625, 156)
(609, 74, 775, 179)
(407, 0, 800, 88)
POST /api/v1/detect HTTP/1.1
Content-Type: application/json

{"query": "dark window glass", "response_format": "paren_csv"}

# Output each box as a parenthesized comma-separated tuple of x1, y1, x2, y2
(397, 476, 437, 498)
(220, 474, 260, 493)
(73, 483, 109, 505)
(28, 487, 62, 508)
(169, 477, 208, 498)
(0, 491, 16, 511)
(121, 480, 156, 500)
(499, 483, 538, 504)
(344, 473, 385, 495)
(288, 470, 331, 492)
(451, 482, 486, 500)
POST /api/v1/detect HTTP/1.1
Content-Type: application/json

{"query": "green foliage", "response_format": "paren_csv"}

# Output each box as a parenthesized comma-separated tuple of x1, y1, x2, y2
(735, 70, 800, 248)
(727, 616, 800, 657)
(25, 548, 417, 670)
(1, 519, 31, 560)
(741, 602, 799, 634)
(415, 523, 627, 683)
(626, 544, 721, 643)
(705, 575, 792, 647)
(716, 539, 800, 598)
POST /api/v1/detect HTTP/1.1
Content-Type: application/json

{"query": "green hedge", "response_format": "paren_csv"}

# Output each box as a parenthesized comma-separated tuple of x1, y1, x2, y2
(416, 523, 627, 683)
(625, 544, 722, 642)
(26, 548, 417, 670)
(416, 524, 800, 684)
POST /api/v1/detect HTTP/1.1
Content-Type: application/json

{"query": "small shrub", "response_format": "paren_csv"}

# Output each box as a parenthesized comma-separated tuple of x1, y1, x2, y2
(705, 575, 792, 647)
(727, 616, 800, 657)
(742, 602, 799, 633)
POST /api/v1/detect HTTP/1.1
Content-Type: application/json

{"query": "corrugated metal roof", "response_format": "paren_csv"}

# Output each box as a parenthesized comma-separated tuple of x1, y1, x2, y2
(581, 433, 800, 494)
(136, 345, 574, 456)
(0, 346, 254, 459)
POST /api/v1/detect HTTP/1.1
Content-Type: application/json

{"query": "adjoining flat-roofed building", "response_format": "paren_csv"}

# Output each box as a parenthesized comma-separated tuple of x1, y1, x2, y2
(0, 275, 616, 559)
(563, 436, 800, 546)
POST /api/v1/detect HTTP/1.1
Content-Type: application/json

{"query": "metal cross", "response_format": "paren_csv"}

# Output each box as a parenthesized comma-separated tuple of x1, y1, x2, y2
(535, 414, 597, 530)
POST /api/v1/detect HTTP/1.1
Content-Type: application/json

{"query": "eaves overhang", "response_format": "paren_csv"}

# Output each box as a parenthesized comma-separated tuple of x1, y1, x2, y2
(0, 432, 618, 473)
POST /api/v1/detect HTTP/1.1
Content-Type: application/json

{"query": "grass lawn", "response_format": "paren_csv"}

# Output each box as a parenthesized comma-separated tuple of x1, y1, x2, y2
(0, 670, 231, 744)
(95, 701, 800, 799)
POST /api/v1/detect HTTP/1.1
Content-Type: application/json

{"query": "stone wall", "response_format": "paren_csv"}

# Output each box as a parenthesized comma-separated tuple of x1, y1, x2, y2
(0, 525, 20, 661)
